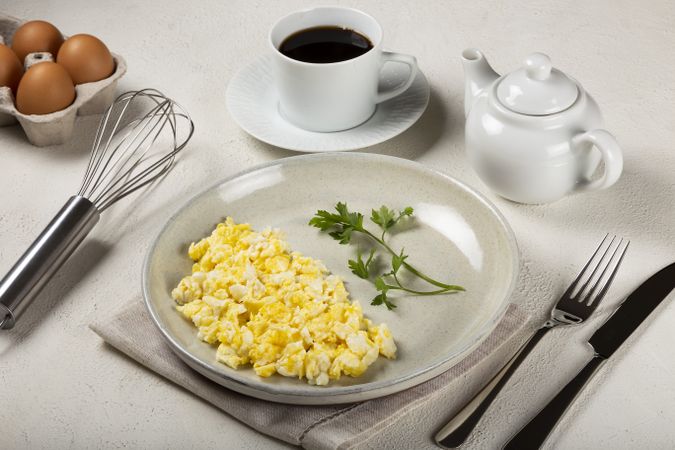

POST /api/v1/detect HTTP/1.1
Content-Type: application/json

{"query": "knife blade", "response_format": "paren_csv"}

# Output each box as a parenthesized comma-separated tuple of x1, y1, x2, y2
(505, 262, 675, 449)
(589, 262, 675, 358)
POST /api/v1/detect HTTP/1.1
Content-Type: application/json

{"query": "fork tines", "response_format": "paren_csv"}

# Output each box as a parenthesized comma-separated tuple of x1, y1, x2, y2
(565, 234, 630, 306)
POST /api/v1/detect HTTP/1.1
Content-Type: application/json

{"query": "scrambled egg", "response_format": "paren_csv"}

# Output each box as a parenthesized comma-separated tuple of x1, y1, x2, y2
(172, 218, 396, 386)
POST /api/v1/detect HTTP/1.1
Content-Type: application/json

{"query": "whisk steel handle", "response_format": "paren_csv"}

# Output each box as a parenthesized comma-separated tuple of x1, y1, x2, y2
(0, 196, 99, 329)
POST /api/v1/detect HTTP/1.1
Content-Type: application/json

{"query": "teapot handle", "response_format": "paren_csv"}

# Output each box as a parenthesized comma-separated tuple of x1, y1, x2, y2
(572, 129, 623, 192)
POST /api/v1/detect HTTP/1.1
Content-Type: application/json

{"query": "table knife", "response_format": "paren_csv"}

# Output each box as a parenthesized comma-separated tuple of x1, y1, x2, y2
(504, 261, 675, 449)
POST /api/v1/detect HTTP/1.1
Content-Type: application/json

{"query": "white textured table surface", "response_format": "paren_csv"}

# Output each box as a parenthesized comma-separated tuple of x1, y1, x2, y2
(1, 1, 674, 449)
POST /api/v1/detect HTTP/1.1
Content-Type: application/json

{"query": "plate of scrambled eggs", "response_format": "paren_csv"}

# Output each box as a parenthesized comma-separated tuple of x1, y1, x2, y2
(143, 153, 518, 404)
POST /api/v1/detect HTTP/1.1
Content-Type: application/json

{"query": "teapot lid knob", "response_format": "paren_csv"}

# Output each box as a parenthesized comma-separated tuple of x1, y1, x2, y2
(496, 52, 579, 115)
(524, 53, 552, 81)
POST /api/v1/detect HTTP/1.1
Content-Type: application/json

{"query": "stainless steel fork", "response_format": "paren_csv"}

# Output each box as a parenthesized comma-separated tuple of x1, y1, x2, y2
(435, 235, 629, 448)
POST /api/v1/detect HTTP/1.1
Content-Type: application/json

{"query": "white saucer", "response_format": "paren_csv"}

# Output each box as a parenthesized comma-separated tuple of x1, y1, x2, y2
(226, 55, 430, 152)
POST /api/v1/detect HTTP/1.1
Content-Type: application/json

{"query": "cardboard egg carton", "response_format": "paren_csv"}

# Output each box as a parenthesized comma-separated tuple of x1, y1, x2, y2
(0, 13, 127, 146)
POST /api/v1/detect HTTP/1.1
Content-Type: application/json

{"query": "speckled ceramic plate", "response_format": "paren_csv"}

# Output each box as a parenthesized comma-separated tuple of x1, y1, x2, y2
(225, 55, 429, 152)
(143, 153, 519, 404)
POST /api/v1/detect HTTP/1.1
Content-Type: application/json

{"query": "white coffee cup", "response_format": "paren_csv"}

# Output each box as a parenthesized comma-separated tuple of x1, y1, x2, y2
(269, 6, 418, 132)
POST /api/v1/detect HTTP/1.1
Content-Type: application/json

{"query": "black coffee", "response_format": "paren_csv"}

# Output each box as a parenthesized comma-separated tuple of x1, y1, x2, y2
(279, 26, 373, 63)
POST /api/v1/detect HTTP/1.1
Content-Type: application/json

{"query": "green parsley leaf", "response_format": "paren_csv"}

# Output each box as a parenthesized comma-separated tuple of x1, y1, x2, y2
(309, 203, 363, 233)
(328, 226, 353, 244)
(348, 248, 376, 279)
(371, 205, 397, 232)
(392, 249, 408, 274)
(308, 209, 341, 230)
(374, 276, 389, 292)
(335, 202, 350, 219)
(371, 292, 396, 310)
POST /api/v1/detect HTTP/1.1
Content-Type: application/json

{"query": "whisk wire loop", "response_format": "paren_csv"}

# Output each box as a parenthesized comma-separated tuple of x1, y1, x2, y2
(77, 89, 194, 212)
(90, 100, 171, 205)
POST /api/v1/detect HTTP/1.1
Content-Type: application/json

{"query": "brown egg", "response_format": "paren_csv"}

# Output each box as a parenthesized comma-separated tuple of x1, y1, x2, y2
(0, 44, 23, 95)
(16, 62, 75, 115)
(57, 34, 115, 84)
(11, 20, 64, 64)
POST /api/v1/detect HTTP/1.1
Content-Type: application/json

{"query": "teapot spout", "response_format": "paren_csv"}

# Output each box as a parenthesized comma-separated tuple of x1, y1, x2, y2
(462, 48, 499, 117)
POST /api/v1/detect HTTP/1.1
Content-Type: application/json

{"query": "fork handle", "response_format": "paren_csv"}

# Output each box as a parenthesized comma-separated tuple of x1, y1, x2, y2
(435, 326, 551, 448)
(504, 355, 605, 449)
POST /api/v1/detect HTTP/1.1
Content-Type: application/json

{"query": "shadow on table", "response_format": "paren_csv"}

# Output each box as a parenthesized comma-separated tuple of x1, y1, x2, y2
(0, 239, 111, 354)
(257, 86, 450, 160)
(507, 163, 674, 244)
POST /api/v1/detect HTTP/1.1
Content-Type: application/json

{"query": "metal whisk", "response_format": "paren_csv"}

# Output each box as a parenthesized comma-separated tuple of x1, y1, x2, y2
(0, 89, 194, 329)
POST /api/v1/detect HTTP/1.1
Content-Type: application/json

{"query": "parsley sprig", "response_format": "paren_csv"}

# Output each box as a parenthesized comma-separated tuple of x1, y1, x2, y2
(309, 202, 464, 310)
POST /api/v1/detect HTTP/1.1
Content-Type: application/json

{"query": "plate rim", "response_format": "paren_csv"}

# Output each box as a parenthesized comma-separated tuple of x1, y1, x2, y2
(225, 54, 430, 153)
(142, 152, 520, 403)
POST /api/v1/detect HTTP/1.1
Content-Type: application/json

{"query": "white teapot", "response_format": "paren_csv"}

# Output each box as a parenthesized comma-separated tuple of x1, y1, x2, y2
(461, 49, 623, 204)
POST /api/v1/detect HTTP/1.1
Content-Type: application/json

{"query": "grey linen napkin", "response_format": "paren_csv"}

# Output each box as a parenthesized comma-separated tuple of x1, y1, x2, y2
(90, 300, 529, 449)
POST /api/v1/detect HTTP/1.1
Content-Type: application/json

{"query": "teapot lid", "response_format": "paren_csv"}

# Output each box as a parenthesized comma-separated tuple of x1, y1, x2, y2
(497, 53, 578, 115)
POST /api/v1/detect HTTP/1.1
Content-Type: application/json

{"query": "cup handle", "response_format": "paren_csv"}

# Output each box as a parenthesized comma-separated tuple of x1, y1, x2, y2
(572, 129, 623, 192)
(376, 51, 418, 103)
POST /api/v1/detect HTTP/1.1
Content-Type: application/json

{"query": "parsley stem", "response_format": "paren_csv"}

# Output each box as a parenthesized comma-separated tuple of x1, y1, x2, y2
(386, 285, 457, 296)
(361, 229, 464, 291)
(387, 272, 459, 295)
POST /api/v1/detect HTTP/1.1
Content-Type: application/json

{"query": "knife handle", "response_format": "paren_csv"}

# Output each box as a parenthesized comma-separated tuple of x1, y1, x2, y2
(435, 326, 551, 448)
(504, 355, 605, 449)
